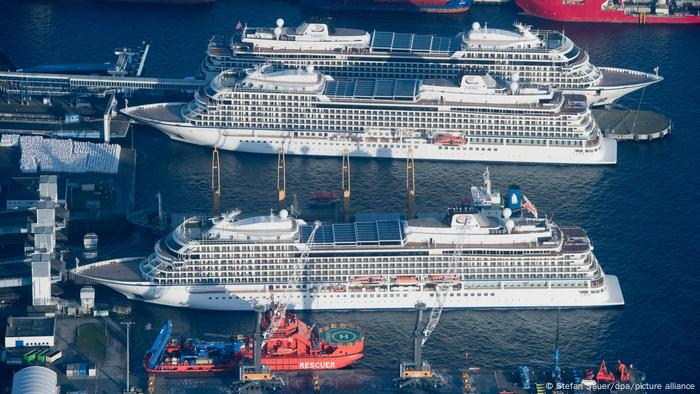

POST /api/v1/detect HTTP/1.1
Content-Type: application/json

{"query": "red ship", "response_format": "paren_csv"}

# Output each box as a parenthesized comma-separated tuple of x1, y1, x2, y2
(300, 0, 473, 13)
(243, 309, 365, 371)
(516, 0, 700, 23)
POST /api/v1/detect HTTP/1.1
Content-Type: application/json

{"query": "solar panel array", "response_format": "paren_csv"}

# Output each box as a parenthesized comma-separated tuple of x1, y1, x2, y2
(324, 78, 420, 101)
(300, 220, 404, 246)
(370, 31, 462, 54)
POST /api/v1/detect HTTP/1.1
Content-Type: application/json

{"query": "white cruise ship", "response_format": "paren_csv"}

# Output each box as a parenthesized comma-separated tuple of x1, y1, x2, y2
(72, 171, 624, 311)
(123, 64, 616, 165)
(200, 18, 662, 106)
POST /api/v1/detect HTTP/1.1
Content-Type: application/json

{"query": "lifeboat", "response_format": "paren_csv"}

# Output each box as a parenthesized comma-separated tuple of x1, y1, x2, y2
(351, 276, 385, 285)
(393, 276, 419, 285)
(309, 191, 340, 201)
(596, 360, 616, 383)
(308, 191, 340, 208)
(435, 134, 466, 146)
(428, 274, 460, 284)
(617, 360, 630, 382)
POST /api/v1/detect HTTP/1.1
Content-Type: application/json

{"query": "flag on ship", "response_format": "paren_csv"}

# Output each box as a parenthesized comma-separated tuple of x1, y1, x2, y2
(522, 195, 538, 218)
(235, 21, 243, 30)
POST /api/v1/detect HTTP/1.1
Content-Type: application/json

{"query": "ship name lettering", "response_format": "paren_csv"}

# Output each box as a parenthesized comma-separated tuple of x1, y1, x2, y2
(299, 361, 336, 369)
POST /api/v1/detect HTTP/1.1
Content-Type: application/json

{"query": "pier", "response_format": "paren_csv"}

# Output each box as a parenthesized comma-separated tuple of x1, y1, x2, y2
(0, 71, 204, 98)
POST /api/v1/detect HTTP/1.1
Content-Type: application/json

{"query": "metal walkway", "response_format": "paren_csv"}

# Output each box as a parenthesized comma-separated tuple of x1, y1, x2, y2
(0, 71, 205, 97)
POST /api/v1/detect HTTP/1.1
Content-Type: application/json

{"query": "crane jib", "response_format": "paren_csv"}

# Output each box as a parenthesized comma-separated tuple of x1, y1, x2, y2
(421, 219, 469, 346)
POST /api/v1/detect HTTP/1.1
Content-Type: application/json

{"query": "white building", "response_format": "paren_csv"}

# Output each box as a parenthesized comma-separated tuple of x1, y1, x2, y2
(38, 175, 58, 202)
(31, 253, 52, 306)
(80, 286, 95, 313)
(4, 316, 55, 348)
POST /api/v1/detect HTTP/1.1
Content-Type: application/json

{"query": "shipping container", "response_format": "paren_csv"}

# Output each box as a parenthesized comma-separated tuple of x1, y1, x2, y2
(37, 349, 52, 363)
(23, 349, 40, 363)
(46, 350, 62, 363)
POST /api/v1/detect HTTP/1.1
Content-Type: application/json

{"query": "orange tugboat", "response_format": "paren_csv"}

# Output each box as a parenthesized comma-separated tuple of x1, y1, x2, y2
(243, 309, 365, 371)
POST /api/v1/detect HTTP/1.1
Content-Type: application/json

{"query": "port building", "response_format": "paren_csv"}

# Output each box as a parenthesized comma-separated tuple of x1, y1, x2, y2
(4, 316, 55, 348)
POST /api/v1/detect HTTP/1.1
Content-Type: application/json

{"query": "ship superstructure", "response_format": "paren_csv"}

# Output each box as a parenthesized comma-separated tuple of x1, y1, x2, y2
(200, 19, 661, 106)
(122, 64, 616, 165)
(72, 171, 624, 311)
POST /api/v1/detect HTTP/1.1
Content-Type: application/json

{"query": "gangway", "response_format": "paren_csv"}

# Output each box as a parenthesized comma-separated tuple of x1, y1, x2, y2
(135, 42, 150, 77)
(109, 48, 135, 77)
(146, 320, 173, 370)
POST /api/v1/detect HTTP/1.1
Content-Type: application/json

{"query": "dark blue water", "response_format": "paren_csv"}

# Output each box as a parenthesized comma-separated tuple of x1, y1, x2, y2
(2, 0, 700, 390)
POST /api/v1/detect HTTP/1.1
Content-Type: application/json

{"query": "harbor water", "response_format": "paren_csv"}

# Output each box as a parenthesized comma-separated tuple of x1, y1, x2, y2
(1, 0, 699, 390)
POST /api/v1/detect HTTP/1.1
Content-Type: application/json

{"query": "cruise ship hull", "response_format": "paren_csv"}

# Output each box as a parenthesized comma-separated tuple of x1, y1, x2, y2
(124, 104, 617, 165)
(73, 259, 625, 311)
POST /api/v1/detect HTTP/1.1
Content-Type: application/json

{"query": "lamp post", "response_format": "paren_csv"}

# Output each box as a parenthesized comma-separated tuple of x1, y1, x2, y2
(121, 319, 134, 392)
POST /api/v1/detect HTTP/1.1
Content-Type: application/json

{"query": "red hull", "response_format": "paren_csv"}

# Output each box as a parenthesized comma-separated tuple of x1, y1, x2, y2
(145, 361, 237, 373)
(256, 352, 364, 371)
(516, 0, 700, 23)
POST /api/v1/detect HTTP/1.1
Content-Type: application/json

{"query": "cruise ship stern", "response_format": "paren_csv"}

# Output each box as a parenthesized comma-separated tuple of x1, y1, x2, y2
(602, 274, 625, 307)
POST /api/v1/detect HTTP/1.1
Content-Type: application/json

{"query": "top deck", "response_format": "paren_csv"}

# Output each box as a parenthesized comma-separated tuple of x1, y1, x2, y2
(76, 258, 145, 282)
(598, 67, 662, 87)
(122, 103, 185, 123)
(318, 325, 364, 346)
(370, 31, 461, 54)
(300, 220, 404, 246)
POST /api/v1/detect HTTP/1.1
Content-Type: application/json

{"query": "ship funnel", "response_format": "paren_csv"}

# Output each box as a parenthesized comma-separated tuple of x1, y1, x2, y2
(505, 185, 522, 211)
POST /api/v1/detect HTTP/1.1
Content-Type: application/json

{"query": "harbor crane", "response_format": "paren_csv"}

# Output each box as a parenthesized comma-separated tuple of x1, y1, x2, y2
(261, 220, 321, 347)
(395, 206, 470, 389)
(422, 216, 469, 346)
(233, 219, 321, 392)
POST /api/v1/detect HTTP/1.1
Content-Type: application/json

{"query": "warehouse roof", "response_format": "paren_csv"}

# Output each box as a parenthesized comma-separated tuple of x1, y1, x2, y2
(6, 316, 55, 338)
(11, 366, 57, 394)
